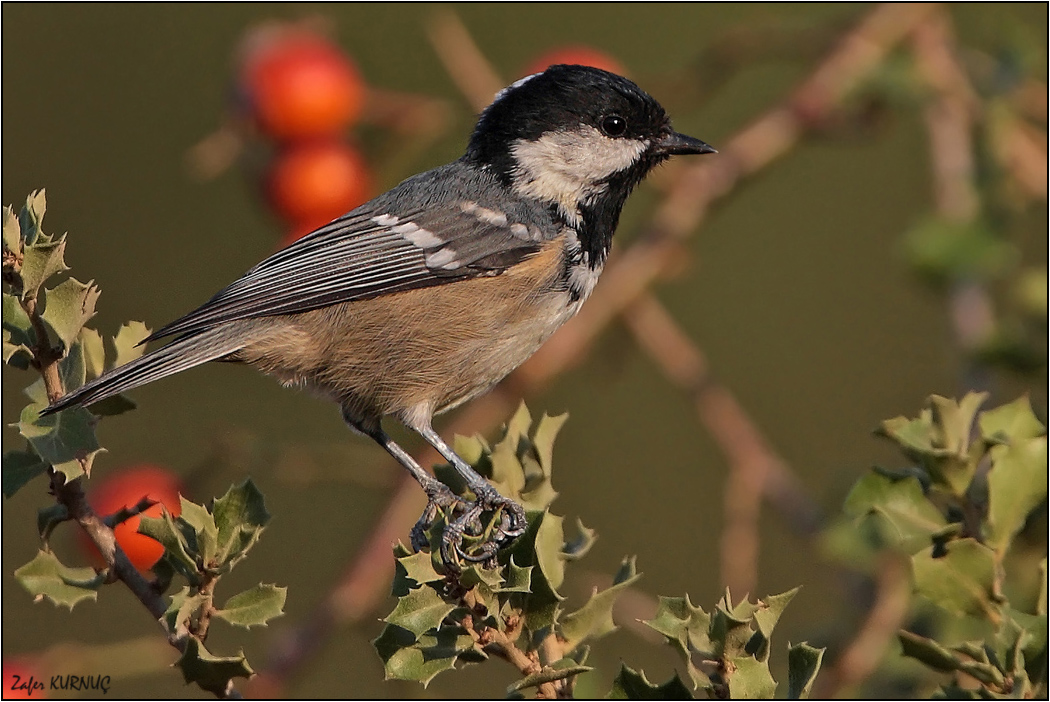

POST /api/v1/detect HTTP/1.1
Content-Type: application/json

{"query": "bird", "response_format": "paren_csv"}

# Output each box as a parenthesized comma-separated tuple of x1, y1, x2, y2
(42, 64, 715, 566)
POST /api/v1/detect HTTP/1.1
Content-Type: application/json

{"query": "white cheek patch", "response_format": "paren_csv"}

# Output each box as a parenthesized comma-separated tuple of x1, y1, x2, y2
(510, 126, 648, 223)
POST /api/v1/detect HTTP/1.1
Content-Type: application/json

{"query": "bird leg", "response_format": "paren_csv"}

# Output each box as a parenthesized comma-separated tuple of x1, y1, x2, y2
(416, 424, 528, 563)
(356, 424, 475, 553)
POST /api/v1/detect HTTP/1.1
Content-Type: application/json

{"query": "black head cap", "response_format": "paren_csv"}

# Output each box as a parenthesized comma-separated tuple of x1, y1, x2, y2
(466, 65, 712, 180)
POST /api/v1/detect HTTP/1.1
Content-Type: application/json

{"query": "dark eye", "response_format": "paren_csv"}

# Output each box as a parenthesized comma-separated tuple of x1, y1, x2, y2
(600, 115, 627, 137)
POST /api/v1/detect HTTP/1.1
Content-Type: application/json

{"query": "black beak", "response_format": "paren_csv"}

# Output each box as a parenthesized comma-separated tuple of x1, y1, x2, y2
(654, 131, 717, 156)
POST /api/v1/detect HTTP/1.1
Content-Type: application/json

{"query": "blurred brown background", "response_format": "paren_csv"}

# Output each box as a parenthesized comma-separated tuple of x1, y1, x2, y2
(2, 3, 1046, 699)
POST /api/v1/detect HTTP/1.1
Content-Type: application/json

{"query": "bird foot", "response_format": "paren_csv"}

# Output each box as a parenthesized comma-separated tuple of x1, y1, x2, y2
(410, 483, 527, 569)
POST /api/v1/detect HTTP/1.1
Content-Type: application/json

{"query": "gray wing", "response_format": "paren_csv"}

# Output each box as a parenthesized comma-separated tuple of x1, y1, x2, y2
(143, 193, 549, 343)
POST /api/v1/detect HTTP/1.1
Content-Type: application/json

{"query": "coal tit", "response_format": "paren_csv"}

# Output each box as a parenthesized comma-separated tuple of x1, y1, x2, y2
(44, 64, 715, 565)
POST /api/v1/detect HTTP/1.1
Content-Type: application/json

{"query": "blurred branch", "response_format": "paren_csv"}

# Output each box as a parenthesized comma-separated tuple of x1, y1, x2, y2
(252, 3, 938, 693)
(813, 555, 912, 697)
(621, 292, 822, 595)
(911, 8, 996, 387)
(426, 9, 505, 112)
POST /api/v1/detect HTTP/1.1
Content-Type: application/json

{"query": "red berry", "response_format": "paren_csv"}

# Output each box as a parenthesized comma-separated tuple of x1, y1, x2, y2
(524, 46, 626, 77)
(243, 32, 365, 140)
(267, 140, 372, 235)
(80, 465, 183, 572)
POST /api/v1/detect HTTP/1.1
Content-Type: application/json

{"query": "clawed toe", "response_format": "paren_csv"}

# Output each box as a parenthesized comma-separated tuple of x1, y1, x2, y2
(414, 488, 527, 568)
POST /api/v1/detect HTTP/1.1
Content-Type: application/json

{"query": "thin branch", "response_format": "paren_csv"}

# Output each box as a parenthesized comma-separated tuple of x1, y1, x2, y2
(622, 292, 822, 595)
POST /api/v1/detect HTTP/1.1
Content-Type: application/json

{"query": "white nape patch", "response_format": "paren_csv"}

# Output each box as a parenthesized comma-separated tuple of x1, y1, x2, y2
(372, 213, 399, 227)
(490, 72, 541, 106)
(392, 221, 443, 249)
(510, 126, 649, 225)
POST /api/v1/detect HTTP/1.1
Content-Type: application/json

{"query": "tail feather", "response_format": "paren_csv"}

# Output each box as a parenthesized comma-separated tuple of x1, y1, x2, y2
(41, 331, 246, 416)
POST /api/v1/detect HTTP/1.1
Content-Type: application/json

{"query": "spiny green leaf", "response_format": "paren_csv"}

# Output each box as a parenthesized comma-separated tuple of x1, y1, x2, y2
(177, 497, 218, 564)
(19, 237, 68, 300)
(562, 517, 597, 561)
(393, 550, 444, 596)
(18, 190, 47, 246)
(912, 538, 1002, 624)
(985, 437, 1047, 553)
(40, 277, 100, 351)
(58, 341, 86, 392)
(726, 656, 776, 699)
(3, 449, 48, 498)
(787, 642, 824, 699)
(78, 327, 105, 379)
(498, 555, 533, 593)
(643, 594, 712, 689)
(531, 411, 568, 476)
(162, 587, 205, 638)
(559, 557, 642, 652)
(979, 395, 1046, 444)
(931, 393, 988, 456)
(110, 321, 150, 368)
(508, 664, 592, 694)
(211, 479, 270, 567)
(384, 586, 456, 638)
(214, 583, 287, 629)
(14, 550, 101, 609)
(505, 512, 565, 633)
(606, 664, 694, 699)
(505, 402, 533, 444)
(174, 638, 253, 695)
(3, 293, 36, 369)
(2, 204, 20, 254)
(842, 470, 948, 555)
(17, 401, 101, 481)
(753, 587, 799, 641)
(489, 426, 527, 497)
(372, 624, 459, 687)
(138, 512, 199, 581)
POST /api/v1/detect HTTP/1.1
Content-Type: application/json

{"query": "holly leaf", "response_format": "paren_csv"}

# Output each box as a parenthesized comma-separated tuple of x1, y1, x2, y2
(383, 586, 456, 638)
(79, 327, 105, 379)
(726, 656, 776, 699)
(985, 437, 1047, 553)
(912, 538, 1002, 623)
(110, 321, 150, 368)
(392, 550, 445, 596)
(372, 624, 460, 687)
(643, 594, 712, 689)
(138, 511, 200, 581)
(562, 517, 597, 561)
(786, 642, 825, 699)
(3, 449, 48, 498)
(213, 584, 287, 629)
(979, 395, 1046, 444)
(177, 497, 218, 564)
(18, 190, 46, 246)
(559, 556, 641, 651)
(39, 277, 100, 352)
(19, 237, 68, 300)
(497, 555, 533, 593)
(211, 479, 270, 569)
(175, 638, 253, 696)
(607, 664, 694, 699)
(750, 588, 800, 662)
(14, 550, 102, 609)
(3, 293, 36, 369)
(844, 471, 947, 553)
(17, 401, 102, 482)
(898, 629, 961, 671)
(2, 204, 21, 254)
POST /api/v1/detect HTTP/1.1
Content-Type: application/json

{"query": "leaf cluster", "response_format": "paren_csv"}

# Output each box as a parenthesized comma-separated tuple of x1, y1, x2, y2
(827, 392, 1047, 697)
(373, 404, 823, 698)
